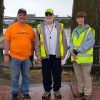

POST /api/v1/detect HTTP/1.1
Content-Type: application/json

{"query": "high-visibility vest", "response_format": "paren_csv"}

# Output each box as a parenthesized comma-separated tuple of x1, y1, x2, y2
(37, 23, 64, 58)
(71, 27, 95, 63)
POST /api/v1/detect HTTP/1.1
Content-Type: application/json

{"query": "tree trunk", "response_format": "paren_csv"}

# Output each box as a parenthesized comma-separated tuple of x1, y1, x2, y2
(95, 0, 100, 44)
(0, 0, 4, 35)
(72, 0, 100, 63)
(0, 0, 4, 75)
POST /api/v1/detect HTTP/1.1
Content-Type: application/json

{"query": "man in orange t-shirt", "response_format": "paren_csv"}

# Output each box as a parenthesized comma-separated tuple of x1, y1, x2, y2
(4, 8, 35, 100)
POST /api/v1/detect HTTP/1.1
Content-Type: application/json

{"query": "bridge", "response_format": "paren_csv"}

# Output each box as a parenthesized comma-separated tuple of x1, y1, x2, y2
(4, 16, 71, 21)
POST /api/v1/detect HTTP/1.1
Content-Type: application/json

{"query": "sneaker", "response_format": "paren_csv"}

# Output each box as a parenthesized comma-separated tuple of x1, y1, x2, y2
(42, 91, 51, 99)
(82, 95, 90, 100)
(11, 94, 18, 100)
(74, 92, 84, 98)
(24, 94, 31, 100)
(54, 91, 62, 98)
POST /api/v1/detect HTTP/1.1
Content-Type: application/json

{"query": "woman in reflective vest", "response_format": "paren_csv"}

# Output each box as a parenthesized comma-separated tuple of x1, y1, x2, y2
(70, 12, 95, 100)
(71, 27, 95, 63)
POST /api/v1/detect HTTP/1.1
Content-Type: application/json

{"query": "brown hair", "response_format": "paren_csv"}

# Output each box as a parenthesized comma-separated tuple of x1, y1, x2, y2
(75, 12, 86, 18)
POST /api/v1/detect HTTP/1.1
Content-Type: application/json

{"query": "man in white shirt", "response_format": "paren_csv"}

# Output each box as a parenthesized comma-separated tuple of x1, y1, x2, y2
(35, 8, 68, 100)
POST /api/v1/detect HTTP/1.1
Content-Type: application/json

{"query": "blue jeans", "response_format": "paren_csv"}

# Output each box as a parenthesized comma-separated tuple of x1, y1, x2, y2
(10, 57, 31, 95)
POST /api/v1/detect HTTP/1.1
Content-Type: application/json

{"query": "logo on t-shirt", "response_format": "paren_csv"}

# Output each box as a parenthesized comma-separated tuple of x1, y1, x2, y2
(17, 30, 28, 35)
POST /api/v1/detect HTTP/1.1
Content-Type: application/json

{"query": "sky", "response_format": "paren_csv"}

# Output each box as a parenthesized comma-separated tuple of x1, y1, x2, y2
(4, 0, 73, 17)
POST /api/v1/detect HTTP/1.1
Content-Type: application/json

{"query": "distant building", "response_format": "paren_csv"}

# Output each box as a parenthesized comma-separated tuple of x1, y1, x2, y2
(26, 14, 36, 23)
(4, 16, 11, 18)
(27, 14, 36, 18)
(3, 19, 14, 25)
(3, 16, 71, 23)
(55, 15, 59, 17)
(4, 16, 15, 25)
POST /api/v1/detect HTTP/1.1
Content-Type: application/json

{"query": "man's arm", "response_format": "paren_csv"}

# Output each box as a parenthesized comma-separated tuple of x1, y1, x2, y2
(34, 29, 41, 61)
(4, 39, 10, 64)
(69, 34, 74, 54)
(4, 39, 10, 54)
(62, 29, 68, 59)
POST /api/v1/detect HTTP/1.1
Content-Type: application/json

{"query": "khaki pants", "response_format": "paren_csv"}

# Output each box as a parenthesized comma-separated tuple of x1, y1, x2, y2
(73, 61, 92, 95)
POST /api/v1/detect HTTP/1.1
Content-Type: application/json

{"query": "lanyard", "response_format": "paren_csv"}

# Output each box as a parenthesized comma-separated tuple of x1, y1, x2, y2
(46, 24, 54, 39)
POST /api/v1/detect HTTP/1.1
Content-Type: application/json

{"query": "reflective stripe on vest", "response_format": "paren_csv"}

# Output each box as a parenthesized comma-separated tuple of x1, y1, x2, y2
(59, 23, 64, 57)
(71, 27, 95, 63)
(37, 24, 46, 57)
(37, 23, 64, 57)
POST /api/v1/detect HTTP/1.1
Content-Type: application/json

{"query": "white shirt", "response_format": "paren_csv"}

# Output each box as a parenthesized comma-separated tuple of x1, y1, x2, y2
(45, 23, 57, 55)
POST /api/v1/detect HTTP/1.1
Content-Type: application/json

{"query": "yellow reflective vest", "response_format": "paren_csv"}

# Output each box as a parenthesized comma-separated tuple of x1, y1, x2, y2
(71, 27, 95, 63)
(37, 23, 64, 58)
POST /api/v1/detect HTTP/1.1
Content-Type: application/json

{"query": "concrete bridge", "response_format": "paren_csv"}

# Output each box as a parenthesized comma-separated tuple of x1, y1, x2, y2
(4, 16, 71, 21)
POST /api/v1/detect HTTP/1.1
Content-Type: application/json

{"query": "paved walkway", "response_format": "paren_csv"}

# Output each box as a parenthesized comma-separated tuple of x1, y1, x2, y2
(0, 82, 100, 100)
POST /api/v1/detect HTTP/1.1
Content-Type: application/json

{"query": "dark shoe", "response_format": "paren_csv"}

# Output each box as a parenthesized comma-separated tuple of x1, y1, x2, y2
(24, 94, 31, 100)
(82, 95, 90, 100)
(42, 91, 51, 99)
(54, 91, 62, 98)
(74, 92, 84, 98)
(11, 94, 18, 100)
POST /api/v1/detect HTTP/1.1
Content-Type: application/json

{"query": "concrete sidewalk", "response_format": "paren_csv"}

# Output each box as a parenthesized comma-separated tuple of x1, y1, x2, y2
(0, 82, 100, 100)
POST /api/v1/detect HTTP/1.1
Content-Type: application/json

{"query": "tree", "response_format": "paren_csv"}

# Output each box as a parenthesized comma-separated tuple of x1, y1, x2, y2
(0, 0, 4, 75)
(95, 0, 100, 44)
(0, 0, 4, 35)
(72, 0, 100, 64)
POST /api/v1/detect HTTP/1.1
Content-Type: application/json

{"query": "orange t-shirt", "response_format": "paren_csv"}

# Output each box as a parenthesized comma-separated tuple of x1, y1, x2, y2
(4, 22, 35, 60)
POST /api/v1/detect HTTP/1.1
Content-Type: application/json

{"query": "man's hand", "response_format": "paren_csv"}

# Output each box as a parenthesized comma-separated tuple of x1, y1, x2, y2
(37, 56, 42, 61)
(4, 55, 10, 64)
(61, 56, 65, 60)
(73, 50, 78, 55)
(72, 53, 77, 61)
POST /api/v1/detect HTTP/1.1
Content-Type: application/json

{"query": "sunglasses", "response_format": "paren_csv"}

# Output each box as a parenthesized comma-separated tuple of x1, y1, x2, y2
(45, 13, 53, 16)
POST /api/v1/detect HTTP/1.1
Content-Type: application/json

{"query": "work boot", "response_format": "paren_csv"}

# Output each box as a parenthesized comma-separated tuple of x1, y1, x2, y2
(82, 95, 90, 100)
(74, 92, 84, 98)
(24, 94, 31, 100)
(11, 94, 18, 100)
(54, 91, 62, 98)
(42, 91, 51, 99)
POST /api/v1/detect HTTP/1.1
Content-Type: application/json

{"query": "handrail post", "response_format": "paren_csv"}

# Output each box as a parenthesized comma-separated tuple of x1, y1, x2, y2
(0, 48, 3, 76)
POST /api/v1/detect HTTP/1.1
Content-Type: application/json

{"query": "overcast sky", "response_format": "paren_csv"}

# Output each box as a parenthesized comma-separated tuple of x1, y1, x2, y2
(4, 0, 73, 17)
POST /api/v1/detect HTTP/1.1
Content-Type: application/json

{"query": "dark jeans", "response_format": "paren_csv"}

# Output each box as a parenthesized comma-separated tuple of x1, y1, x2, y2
(42, 55, 62, 92)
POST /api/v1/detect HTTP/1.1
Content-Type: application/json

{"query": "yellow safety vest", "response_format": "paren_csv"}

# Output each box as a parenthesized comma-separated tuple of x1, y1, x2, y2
(71, 27, 95, 63)
(37, 23, 64, 58)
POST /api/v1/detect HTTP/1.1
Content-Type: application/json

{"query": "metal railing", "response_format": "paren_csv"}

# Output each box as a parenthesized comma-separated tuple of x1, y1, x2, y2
(0, 45, 100, 69)
(63, 45, 100, 69)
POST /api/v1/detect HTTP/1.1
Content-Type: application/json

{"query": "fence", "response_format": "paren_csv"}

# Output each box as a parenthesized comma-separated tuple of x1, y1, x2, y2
(0, 45, 100, 69)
